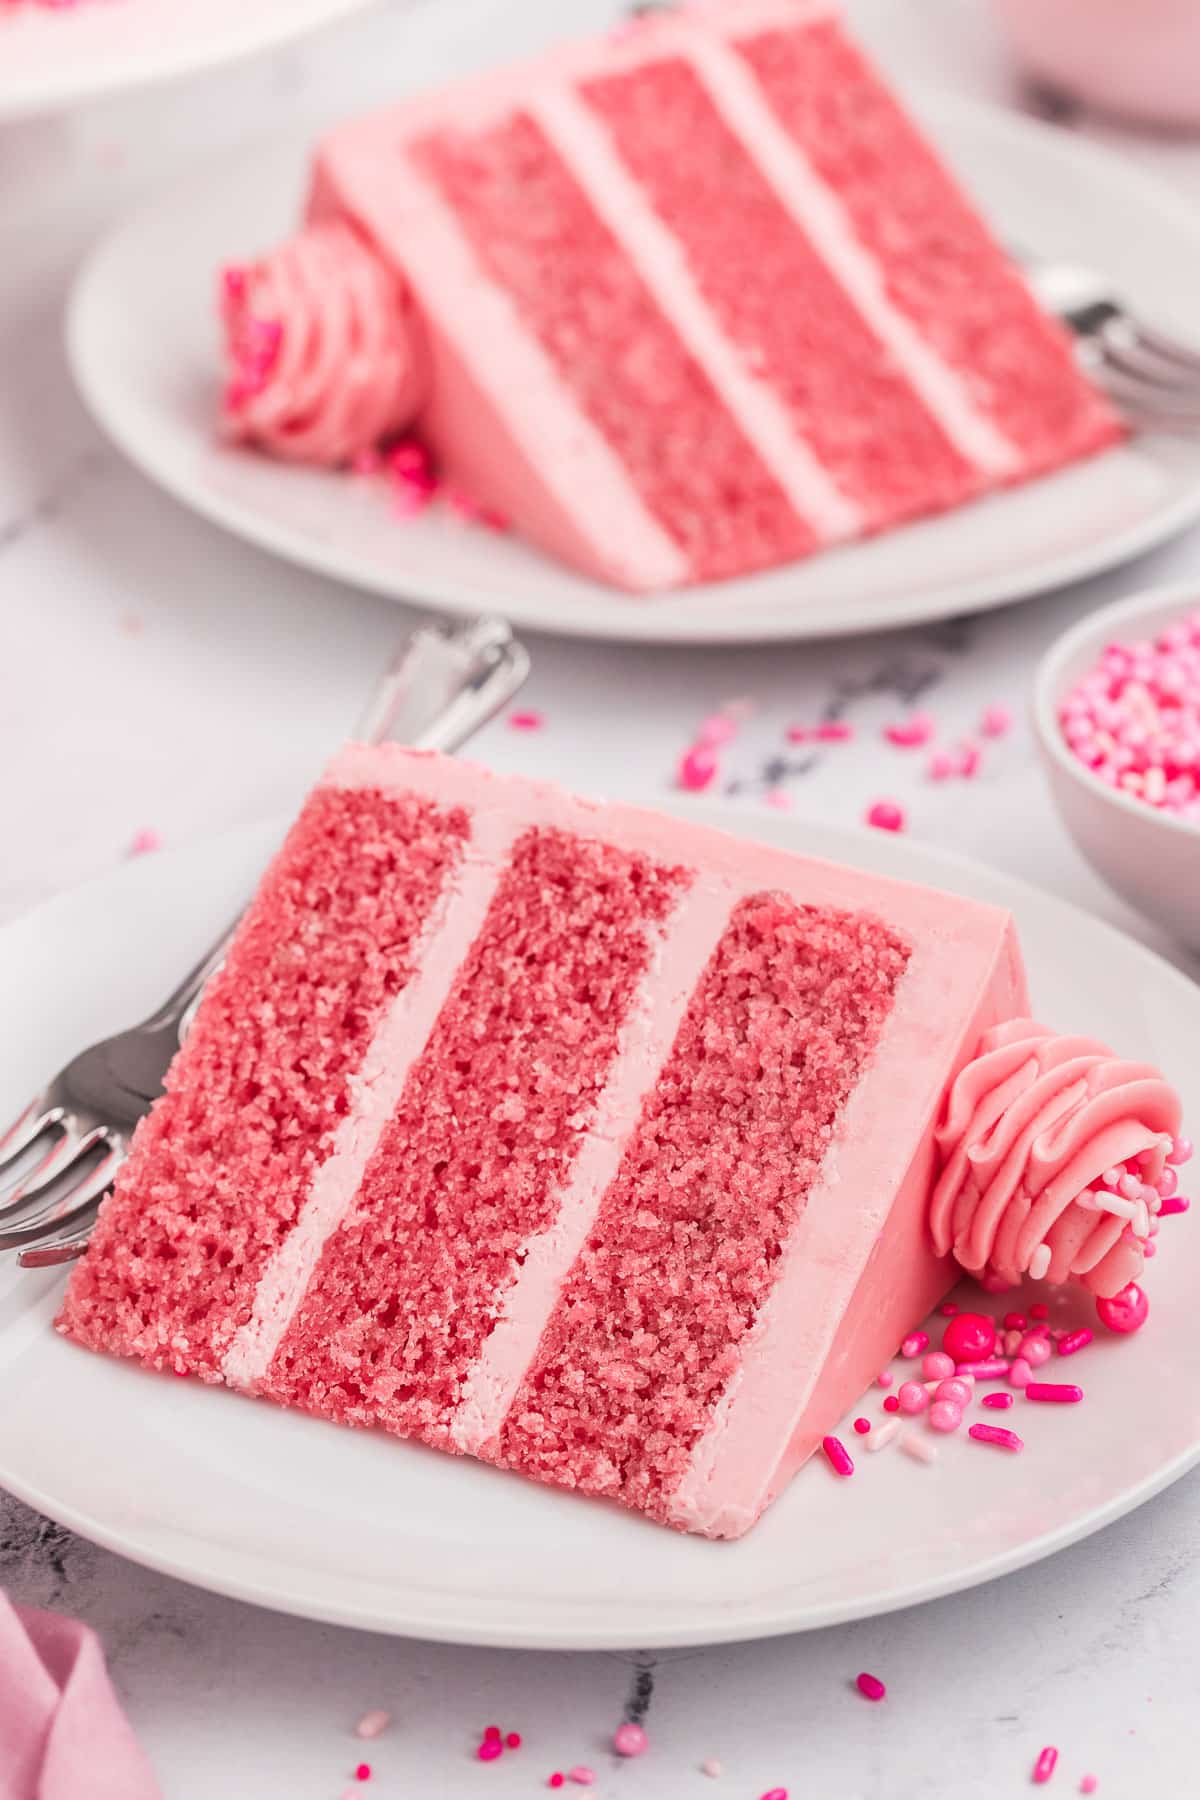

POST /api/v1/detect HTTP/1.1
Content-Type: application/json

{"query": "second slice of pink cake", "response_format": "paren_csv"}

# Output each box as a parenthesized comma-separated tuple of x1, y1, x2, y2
(59, 749, 1031, 1537)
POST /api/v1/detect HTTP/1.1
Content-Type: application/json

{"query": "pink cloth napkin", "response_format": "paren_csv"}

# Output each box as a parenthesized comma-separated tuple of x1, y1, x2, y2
(0, 1596, 160, 1800)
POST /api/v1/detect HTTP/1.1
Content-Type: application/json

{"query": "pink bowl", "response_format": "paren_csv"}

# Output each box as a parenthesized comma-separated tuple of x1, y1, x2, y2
(993, 0, 1200, 129)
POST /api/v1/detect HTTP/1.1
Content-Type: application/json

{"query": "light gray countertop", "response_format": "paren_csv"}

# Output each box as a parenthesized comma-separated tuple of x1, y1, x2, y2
(3, 2, 1200, 1793)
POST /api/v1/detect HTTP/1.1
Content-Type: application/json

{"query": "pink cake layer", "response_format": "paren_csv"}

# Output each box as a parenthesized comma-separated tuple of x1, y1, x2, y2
(60, 749, 1028, 1537)
(296, 0, 1122, 591)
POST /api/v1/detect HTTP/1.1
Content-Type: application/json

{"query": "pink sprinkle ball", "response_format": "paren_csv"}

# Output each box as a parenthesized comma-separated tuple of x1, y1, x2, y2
(354, 1764, 371, 1782)
(613, 1724, 648, 1757)
(923, 1351, 955, 1380)
(939, 1301, 959, 1316)
(883, 1394, 900, 1414)
(942, 1312, 997, 1362)
(507, 1733, 522, 1750)
(929, 1400, 963, 1433)
(853, 1417, 872, 1434)
(856, 1672, 887, 1701)
(866, 799, 906, 832)
(897, 1380, 928, 1415)
(549, 1777, 565, 1790)
(698, 712, 737, 747)
(1081, 1777, 1099, 1794)
(884, 711, 935, 748)
(1058, 611, 1200, 820)
(901, 1331, 929, 1357)
(980, 702, 1013, 738)
(1033, 1746, 1059, 1785)
(935, 1377, 971, 1407)
(1168, 1135, 1194, 1165)
(128, 827, 162, 856)
(876, 1370, 894, 1388)
(677, 745, 718, 792)
(1096, 1281, 1150, 1334)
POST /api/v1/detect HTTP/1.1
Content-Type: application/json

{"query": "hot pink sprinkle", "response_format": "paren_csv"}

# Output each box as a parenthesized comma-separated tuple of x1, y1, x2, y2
(1057, 1329, 1094, 1356)
(506, 1733, 522, 1750)
(969, 1423, 1024, 1452)
(568, 1770, 596, 1787)
(939, 1301, 959, 1316)
(1096, 1282, 1150, 1334)
(982, 1391, 1014, 1409)
(785, 724, 811, 744)
(1026, 1382, 1083, 1403)
(766, 788, 792, 810)
(980, 703, 1013, 738)
(957, 740, 982, 778)
(928, 748, 958, 781)
(354, 1712, 390, 1740)
(509, 710, 544, 732)
(128, 827, 162, 856)
(478, 1741, 502, 1762)
(822, 1434, 855, 1476)
(1033, 1746, 1059, 1784)
(853, 1417, 871, 1434)
(855, 1672, 887, 1702)
(699, 713, 737, 747)
(760, 1788, 789, 1799)
(883, 1394, 900, 1413)
(942, 1312, 997, 1361)
(1080, 1777, 1098, 1794)
(1004, 1312, 1028, 1330)
(876, 1370, 894, 1387)
(613, 1724, 647, 1757)
(866, 799, 906, 832)
(484, 1727, 501, 1741)
(548, 1777, 565, 1791)
(1030, 1303, 1050, 1320)
(1159, 1194, 1190, 1216)
(1057, 612, 1200, 818)
(355, 1766, 371, 1782)
(884, 711, 935, 748)
(816, 720, 853, 741)
(901, 1331, 929, 1356)
(677, 745, 718, 792)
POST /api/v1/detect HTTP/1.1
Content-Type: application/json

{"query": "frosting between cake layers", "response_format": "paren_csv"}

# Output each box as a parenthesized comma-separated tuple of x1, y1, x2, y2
(930, 1018, 1182, 1298)
(220, 219, 427, 465)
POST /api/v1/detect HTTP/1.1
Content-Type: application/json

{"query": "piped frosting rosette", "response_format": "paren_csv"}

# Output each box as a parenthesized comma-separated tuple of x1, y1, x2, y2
(219, 220, 427, 465)
(931, 1018, 1184, 1299)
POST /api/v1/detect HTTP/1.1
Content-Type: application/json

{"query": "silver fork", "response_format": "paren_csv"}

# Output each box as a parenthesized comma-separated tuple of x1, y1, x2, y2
(0, 615, 529, 1271)
(1023, 251, 1200, 430)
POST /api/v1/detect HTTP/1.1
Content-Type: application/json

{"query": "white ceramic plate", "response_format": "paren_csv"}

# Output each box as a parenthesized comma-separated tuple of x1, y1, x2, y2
(67, 99, 1200, 645)
(2, 805, 1199, 1649)
(0, 0, 379, 120)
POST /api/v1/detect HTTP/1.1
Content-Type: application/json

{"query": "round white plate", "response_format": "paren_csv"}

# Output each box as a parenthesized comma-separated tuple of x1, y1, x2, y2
(0, 0, 378, 120)
(68, 99, 1200, 644)
(2, 806, 1198, 1649)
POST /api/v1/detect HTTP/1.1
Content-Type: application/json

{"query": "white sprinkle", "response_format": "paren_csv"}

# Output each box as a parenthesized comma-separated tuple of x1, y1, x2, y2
(901, 1432, 939, 1465)
(1093, 1189, 1138, 1221)
(355, 1710, 391, 1740)
(701, 1757, 723, 1778)
(1029, 1245, 1051, 1280)
(865, 1419, 901, 1453)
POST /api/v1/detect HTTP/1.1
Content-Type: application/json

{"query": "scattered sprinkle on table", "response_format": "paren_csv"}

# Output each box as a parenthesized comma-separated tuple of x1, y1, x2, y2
(865, 799, 906, 832)
(856, 1672, 887, 1701)
(613, 1723, 647, 1757)
(508, 709, 544, 731)
(969, 1423, 1024, 1452)
(980, 702, 1013, 738)
(701, 1757, 723, 1777)
(354, 1764, 371, 1782)
(677, 744, 719, 792)
(822, 1434, 854, 1476)
(127, 827, 162, 856)
(1080, 1776, 1098, 1794)
(354, 1711, 389, 1740)
(1033, 1745, 1059, 1784)
(568, 1768, 596, 1786)
(1025, 1382, 1083, 1404)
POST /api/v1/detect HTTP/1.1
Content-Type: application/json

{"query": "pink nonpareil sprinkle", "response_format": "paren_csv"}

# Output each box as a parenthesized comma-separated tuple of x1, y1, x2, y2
(1026, 1382, 1084, 1403)
(866, 799, 906, 832)
(969, 1423, 1024, 1452)
(883, 1394, 900, 1413)
(1058, 611, 1200, 819)
(1004, 1312, 1028, 1330)
(548, 1777, 565, 1791)
(1080, 1777, 1098, 1794)
(508, 709, 544, 732)
(613, 1723, 647, 1757)
(677, 745, 719, 793)
(853, 1417, 872, 1434)
(822, 1434, 854, 1476)
(855, 1672, 887, 1702)
(1033, 1746, 1059, 1784)
(127, 827, 162, 856)
(982, 1391, 1014, 1409)
(929, 1400, 963, 1432)
(1057, 1329, 1094, 1356)
(354, 1712, 390, 1740)
(699, 712, 738, 747)
(876, 1370, 894, 1388)
(980, 702, 1013, 738)
(884, 711, 935, 748)
(927, 748, 958, 781)
(939, 1301, 959, 1316)
(568, 1769, 596, 1787)
(816, 719, 853, 741)
(897, 1381, 928, 1415)
(506, 1733, 522, 1750)
(1030, 1302, 1050, 1320)
(354, 1764, 371, 1782)
(923, 1351, 955, 1380)
(900, 1331, 929, 1356)
(1009, 1358, 1033, 1389)
(1168, 1135, 1194, 1165)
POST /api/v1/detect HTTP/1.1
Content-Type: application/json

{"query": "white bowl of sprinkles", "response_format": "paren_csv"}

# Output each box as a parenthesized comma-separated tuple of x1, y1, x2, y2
(1034, 583, 1200, 951)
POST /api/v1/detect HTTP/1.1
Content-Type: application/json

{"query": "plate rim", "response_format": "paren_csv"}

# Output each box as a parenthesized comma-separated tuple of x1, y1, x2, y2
(3, 805, 1200, 1649)
(66, 93, 1200, 647)
(0, 0, 380, 121)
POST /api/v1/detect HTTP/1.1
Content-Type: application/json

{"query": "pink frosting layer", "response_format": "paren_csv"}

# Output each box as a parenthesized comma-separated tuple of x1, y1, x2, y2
(220, 220, 426, 465)
(931, 1018, 1182, 1298)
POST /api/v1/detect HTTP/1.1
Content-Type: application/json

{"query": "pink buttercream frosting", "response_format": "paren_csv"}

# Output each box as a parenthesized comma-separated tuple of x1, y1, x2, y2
(219, 221, 426, 465)
(931, 1018, 1182, 1298)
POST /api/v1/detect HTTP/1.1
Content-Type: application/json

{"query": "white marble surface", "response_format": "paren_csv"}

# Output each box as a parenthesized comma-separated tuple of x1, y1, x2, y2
(4, 2, 1200, 1794)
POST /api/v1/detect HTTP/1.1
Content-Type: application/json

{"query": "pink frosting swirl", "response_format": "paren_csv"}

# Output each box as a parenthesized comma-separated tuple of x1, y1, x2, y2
(219, 221, 426, 465)
(931, 1018, 1182, 1298)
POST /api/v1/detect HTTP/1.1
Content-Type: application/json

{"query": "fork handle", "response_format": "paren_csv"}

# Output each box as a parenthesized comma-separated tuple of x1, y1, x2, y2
(143, 616, 530, 1032)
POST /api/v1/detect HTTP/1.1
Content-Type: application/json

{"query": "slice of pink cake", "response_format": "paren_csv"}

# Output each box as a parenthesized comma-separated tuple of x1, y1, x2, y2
(220, 0, 1123, 593)
(55, 747, 1046, 1537)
